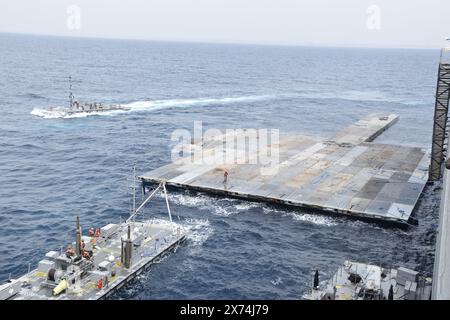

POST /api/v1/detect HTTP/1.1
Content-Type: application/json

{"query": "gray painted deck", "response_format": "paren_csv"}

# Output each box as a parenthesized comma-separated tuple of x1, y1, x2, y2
(141, 114, 429, 224)
(432, 168, 450, 299)
(11, 220, 186, 300)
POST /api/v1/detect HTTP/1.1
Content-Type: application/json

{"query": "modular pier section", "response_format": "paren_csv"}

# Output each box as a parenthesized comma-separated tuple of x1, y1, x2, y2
(6, 220, 186, 300)
(141, 114, 429, 225)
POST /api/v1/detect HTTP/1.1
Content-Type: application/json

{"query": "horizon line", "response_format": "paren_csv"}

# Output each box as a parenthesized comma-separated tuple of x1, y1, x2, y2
(0, 31, 443, 51)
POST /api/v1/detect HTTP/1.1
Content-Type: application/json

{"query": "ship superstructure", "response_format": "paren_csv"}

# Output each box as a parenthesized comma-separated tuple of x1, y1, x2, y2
(303, 260, 432, 300)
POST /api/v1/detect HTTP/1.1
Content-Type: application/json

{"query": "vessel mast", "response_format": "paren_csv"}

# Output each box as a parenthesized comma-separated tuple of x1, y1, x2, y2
(75, 216, 82, 257)
(69, 76, 74, 108)
(132, 166, 136, 215)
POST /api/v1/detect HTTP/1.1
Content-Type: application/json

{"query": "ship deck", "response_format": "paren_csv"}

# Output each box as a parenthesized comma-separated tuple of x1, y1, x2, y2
(141, 114, 429, 225)
(11, 219, 186, 300)
(432, 167, 450, 299)
(304, 261, 432, 300)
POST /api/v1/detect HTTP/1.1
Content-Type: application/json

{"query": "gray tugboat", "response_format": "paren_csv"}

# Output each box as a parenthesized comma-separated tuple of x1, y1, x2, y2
(44, 77, 130, 117)
(303, 260, 432, 300)
(0, 170, 187, 300)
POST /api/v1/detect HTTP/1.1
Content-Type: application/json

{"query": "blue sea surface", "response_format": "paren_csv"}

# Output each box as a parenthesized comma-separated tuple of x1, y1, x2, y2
(0, 33, 441, 299)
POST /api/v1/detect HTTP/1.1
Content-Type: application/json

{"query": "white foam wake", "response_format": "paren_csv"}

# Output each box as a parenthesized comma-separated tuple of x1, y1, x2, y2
(262, 207, 338, 227)
(298, 89, 426, 105)
(30, 94, 276, 119)
(163, 192, 337, 226)
(163, 192, 260, 217)
(183, 218, 214, 255)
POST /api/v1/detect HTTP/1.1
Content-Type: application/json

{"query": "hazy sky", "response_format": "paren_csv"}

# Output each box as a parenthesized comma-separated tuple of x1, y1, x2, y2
(1, 0, 449, 48)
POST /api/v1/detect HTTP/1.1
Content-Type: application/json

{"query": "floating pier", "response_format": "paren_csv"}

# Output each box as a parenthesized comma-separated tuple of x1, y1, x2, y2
(6, 220, 186, 300)
(1, 180, 187, 300)
(141, 114, 429, 225)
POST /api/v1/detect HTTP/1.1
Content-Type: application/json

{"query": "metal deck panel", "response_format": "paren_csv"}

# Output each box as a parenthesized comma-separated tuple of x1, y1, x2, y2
(141, 114, 428, 224)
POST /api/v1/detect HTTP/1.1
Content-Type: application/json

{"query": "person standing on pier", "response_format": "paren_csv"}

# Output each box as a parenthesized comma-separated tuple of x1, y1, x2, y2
(223, 170, 229, 185)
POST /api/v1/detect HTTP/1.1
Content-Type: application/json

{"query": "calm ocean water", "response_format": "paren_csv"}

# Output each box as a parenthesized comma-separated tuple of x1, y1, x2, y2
(0, 33, 441, 299)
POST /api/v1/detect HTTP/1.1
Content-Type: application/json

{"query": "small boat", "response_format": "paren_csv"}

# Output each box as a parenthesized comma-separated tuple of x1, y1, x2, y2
(45, 77, 130, 116)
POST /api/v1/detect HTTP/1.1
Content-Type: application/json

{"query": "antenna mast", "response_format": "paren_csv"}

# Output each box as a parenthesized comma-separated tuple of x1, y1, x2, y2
(69, 76, 74, 108)
(132, 166, 136, 215)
